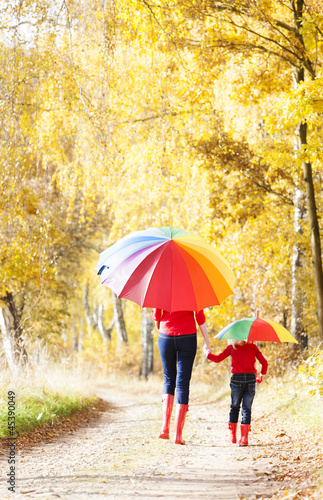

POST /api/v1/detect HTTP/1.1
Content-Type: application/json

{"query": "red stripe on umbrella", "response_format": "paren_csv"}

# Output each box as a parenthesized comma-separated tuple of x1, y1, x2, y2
(245, 317, 282, 343)
(143, 242, 198, 311)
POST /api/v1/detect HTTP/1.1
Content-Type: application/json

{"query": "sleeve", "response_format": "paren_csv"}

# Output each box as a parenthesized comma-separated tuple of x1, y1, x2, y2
(255, 347, 268, 375)
(195, 309, 206, 325)
(152, 309, 162, 321)
(207, 346, 231, 364)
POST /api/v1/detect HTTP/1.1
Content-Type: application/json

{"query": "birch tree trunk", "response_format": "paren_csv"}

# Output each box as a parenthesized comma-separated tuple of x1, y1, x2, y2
(290, 186, 307, 347)
(72, 324, 78, 352)
(78, 318, 85, 351)
(141, 308, 154, 379)
(83, 283, 115, 343)
(0, 307, 17, 374)
(112, 292, 128, 345)
(83, 283, 97, 337)
(0, 292, 27, 370)
(98, 303, 114, 343)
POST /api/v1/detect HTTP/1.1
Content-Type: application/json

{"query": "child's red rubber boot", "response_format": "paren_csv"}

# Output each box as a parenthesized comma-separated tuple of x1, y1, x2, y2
(239, 424, 251, 446)
(228, 422, 237, 444)
(174, 404, 188, 444)
(159, 394, 174, 439)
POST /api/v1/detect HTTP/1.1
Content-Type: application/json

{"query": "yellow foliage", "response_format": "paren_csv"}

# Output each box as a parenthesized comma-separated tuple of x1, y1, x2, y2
(1, 0, 323, 365)
(298, 347, 323, 398)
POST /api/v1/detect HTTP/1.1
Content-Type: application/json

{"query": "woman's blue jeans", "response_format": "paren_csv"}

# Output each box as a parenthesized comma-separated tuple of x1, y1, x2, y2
(229, 373, 256, 425)
(158, 333, 197, 405)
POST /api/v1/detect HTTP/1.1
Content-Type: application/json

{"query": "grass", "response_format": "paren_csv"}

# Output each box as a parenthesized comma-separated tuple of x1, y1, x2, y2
(256, 374, 323, 433)
(0, 351, 99, 439)
(0, 390, 97, 438)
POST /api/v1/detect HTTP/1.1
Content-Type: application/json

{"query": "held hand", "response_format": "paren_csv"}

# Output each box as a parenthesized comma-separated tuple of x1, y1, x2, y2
(203, 344, 211, 357)
(256, 374, 263, 384)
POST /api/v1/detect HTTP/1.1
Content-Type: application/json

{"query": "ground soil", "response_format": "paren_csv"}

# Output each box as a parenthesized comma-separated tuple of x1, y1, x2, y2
(0, 383, 322, 500)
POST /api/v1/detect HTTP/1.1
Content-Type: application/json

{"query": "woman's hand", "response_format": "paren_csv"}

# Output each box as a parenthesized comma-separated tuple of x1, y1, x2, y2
(199, 323, 212, 352)
(256, 374, 264, 384)
(203, 344, 211, 357)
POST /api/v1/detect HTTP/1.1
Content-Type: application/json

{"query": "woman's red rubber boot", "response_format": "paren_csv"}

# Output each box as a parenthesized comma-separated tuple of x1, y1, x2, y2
(239, 424, 251, 446)
(228, 422, 237, 444)
(174, 404, 188, 444)
(159, 394, 174, 439)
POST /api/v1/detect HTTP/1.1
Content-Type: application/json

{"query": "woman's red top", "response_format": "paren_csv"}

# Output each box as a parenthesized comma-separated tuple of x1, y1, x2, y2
(207, 342, 268, 375)
(152, 309, 206, 336)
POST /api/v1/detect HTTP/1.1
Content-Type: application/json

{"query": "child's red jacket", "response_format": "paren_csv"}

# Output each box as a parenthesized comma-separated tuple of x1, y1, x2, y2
(207, 342, 268, 375)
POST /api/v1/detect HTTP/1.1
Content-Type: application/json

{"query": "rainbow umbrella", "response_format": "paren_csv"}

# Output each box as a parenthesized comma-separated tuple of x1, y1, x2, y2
(215, 311, 298, 343)
(96, 227, 236, 312)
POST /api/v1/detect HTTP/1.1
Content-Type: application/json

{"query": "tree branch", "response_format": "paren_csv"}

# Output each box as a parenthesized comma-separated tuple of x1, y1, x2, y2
(224, 14, 304, 62)
(205, 39, 298, 68)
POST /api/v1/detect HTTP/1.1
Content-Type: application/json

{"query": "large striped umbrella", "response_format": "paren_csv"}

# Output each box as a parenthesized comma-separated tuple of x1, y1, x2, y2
(215, 311, 298, 343)
(96, 227, 236, 312)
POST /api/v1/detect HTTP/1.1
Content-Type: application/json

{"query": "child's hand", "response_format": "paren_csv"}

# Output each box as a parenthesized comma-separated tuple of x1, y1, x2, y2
(203, 345, 211, 357)
(256, 374, 263, 384)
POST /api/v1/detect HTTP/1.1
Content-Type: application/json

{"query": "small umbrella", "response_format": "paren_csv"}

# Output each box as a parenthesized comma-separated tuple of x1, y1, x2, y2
(215, 311, 298, 343)
(96, 226, 236, 312)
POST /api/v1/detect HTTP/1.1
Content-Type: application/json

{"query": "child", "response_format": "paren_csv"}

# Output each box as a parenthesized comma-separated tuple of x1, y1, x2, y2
(204, 340, 268, 446)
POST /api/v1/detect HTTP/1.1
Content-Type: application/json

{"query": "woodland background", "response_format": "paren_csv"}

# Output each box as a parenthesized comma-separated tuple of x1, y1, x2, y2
(1, 0, 323, 391)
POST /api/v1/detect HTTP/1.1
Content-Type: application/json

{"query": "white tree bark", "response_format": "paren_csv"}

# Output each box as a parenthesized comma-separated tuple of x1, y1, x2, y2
(112, 293, 128, 345)
(141, 308, 154, 379)
(290, 186, 307, 347)
(0, 306, 17, 375)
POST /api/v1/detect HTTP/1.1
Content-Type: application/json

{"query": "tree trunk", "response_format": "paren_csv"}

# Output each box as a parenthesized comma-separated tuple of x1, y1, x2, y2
(0, 291, 27, 370)
(141, 308, 154, 379)
(290, 186, 307, 348)
(294, 58, 323, 341)
(299, 125, 323, 342)
(98, 303, 114, 343)
(83, 282, 98, 335)
(72, 324, 78, 352)
(112, 292, 128, 345)
(78, 318, 85, 351)
(0, 307, 17, 374)
(83, 283, 115, 343)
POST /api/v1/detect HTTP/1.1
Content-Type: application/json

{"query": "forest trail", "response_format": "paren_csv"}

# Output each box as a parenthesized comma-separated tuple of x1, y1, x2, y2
(0, 383, 320, 500)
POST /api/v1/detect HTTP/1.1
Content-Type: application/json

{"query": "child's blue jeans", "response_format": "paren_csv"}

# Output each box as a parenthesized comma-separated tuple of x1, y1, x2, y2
(229, 373, 256, 425)
(158, 332, 197, 405)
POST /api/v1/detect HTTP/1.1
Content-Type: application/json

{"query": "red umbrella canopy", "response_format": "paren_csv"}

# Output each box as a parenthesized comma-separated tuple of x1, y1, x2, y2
(96, 227, 236, 312)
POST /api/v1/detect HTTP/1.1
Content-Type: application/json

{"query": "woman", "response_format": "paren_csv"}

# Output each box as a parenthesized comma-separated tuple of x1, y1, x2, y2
(152, 308, 211, 445)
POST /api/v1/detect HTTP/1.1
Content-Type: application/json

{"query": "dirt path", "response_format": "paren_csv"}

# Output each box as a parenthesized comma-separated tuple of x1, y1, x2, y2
(0, 385, 320, 500)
